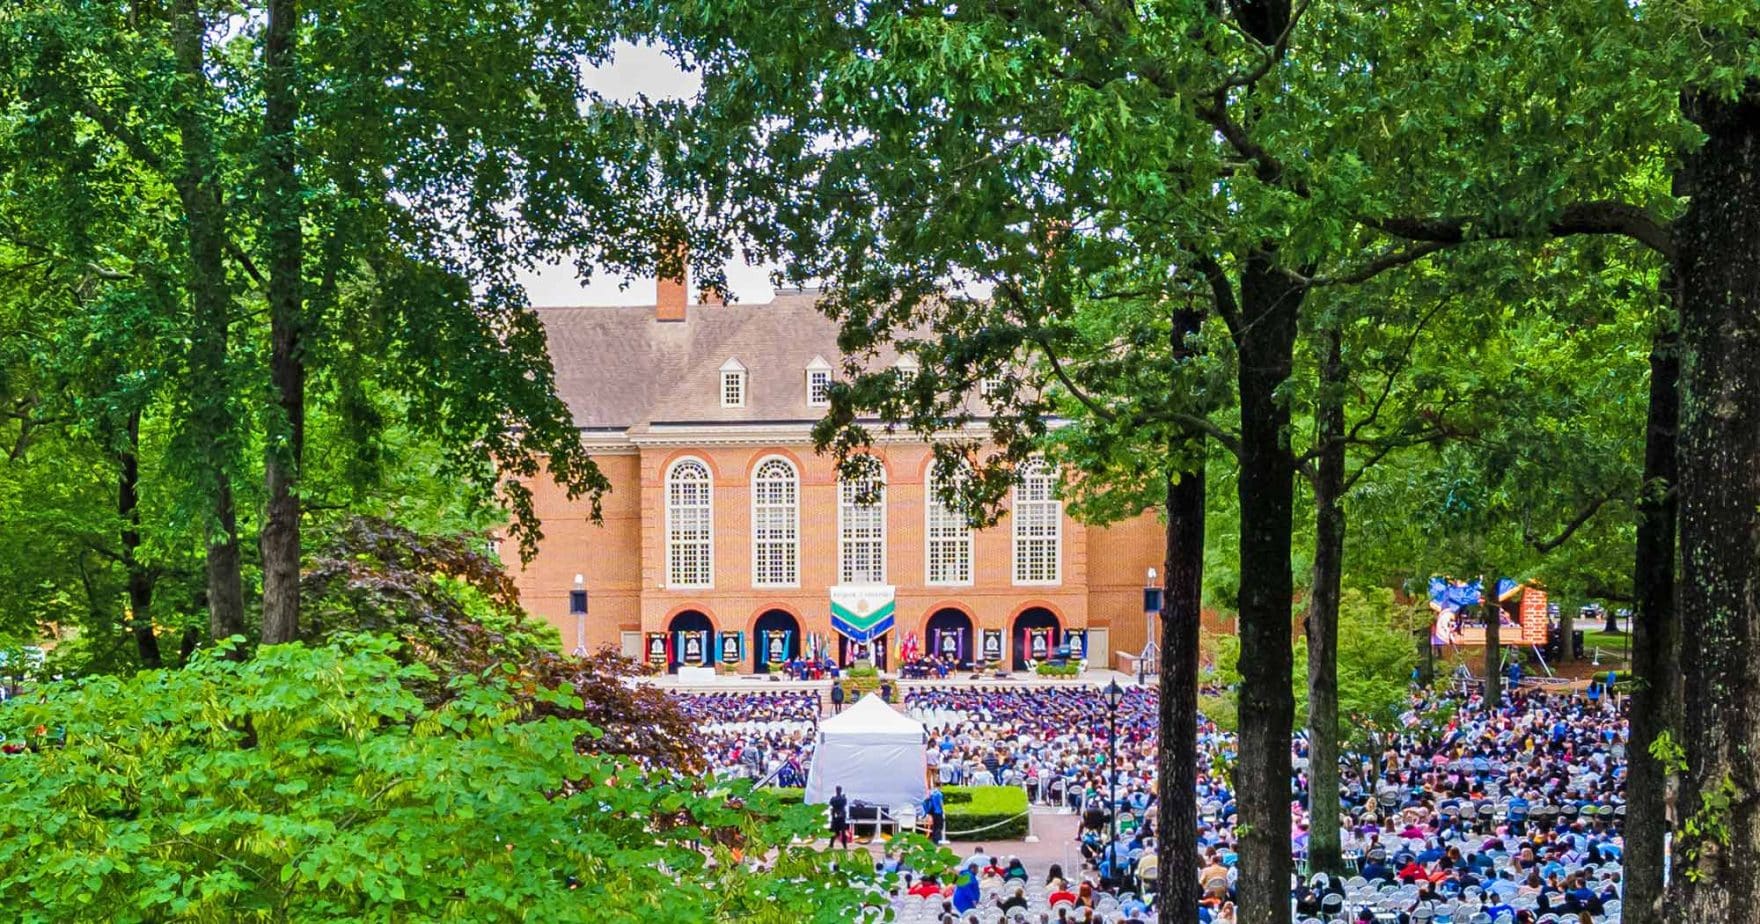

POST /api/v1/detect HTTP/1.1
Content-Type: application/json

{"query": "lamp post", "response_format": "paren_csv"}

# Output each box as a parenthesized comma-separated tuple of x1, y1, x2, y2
(1103, 678, 1124, 884)
(1142, 567, 1164, 684)
(569, 574, 588, 656)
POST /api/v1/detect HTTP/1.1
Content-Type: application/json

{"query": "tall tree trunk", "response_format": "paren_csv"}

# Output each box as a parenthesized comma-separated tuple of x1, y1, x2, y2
(1668, 85, 1760, 921)
(258, 0, 304, 646)
(1625, 318, 1681, 924)
(1157, 305, 1206, 924)
(117, 410, 161, 669)
(170, 0, 246, 650)
(1417, 619, 1433, 686)
(1305, 326, 1345, 877)
(1559, 602, 1575, 662)
(1233, 252, 1302, 924)
(1158, 454, 1205, 924)
(1483, 575, 1501, 707)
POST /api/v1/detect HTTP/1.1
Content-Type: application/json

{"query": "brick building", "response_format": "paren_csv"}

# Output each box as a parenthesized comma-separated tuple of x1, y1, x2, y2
(507, 274, 1165, 673)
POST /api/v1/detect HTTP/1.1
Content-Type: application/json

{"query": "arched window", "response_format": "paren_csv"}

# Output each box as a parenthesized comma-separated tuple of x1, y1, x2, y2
(838, 463, 886, 585)
(1012, 459, 1061, 585)
(751, 457, 799, 587)
(666, 458, 713, 587)
(926, 466, 974, 586)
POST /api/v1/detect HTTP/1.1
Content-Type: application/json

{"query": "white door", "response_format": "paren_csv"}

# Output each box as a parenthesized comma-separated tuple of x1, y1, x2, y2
(1086, 628, 1110, 669)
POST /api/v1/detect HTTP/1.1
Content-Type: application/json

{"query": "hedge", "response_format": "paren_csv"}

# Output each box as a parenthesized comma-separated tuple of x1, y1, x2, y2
(765, 785, 1030, 840)
(1035, 662, 1081, 678)
(943, 785, 1029, 840)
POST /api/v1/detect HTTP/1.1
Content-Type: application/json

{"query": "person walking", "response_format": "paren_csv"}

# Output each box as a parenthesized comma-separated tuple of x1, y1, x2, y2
(924, 784, 946, 844)
(829, 785, 852, 849)
(830, 680, 846, 714)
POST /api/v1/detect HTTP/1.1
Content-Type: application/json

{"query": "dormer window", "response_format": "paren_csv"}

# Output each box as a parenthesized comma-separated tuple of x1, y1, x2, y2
(894, 356, 919, 388)
(979, 377, 1000, 398)
(806, 356, 833, 408)
(720, 358, 747, 408)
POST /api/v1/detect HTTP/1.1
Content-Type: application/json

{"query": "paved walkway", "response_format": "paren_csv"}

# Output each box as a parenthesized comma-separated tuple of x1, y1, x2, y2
(818, 804, 1088, 874)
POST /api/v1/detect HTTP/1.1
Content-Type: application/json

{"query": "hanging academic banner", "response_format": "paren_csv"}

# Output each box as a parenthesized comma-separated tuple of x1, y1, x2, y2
(936, 628, 964, 659)
(829, 585, 896, 643)
(981, 629, 1004, 663)
(646, 632, 668, 666)
(678, 630, 708, 666)
(765, 629, 792, 665)
(1064, 629, 1088, 658)
(1028, 627, 1052, 660)
(718, 631, 744, 664)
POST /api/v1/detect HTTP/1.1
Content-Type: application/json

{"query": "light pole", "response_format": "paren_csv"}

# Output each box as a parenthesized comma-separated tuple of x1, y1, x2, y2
(569, 574, 588, 656)
(1142, 567, 1163, 684)
(1104, 678, 1124, 884)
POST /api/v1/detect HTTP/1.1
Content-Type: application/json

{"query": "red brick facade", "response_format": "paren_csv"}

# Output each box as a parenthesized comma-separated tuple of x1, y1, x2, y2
(508, 291, 1166, 671)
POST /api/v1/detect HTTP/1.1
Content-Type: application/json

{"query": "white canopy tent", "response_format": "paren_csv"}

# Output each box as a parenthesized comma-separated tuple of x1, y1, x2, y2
(804, 693, 928, 811)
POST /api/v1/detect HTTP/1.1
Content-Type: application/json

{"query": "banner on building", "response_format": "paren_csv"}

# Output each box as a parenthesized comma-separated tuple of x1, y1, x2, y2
(980, 629, 1004, 664)
(935, 627, 965, 660)
(1028, 627, 1053, 661)
(678, 630, 708, 666)
(830, 585, 896, 643)
(761, 629, 792, 665)
(718, 631, 743, 664)
(645, 632, 668, 666)
(1064, 629, 1087, 658)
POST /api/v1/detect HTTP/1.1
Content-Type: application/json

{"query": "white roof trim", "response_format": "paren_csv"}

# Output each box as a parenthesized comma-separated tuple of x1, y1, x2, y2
(720, 357, 747, 372)
(806, 355, 834, 371)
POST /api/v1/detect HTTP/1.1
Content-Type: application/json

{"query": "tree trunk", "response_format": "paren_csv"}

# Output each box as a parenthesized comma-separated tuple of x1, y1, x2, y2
(1305, 326, 1346, 877)
(116, 410, 161, 669)
(1625, 318, 1681, 924)
(1668, 85, 1760, 921)
(1417, 621, 1433, 686)
(1483, 575, 1501, 707)
(258, 0, 304, 646)
(171, 0, 246, 650)
(1559, 602, 1575, 662)
(1232, 251, 1302, 924)
(1157, 305, 1207, 924)
(1158, 452, 1205, 924)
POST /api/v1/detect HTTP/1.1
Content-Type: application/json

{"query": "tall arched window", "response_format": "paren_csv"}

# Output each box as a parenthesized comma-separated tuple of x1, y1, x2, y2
(926, 466, 974, 586)
(838, 463, 887, 585)
(666, 458, 713, 588)
(1012, 459, 1061, 585)
(751, 457, 799, 587)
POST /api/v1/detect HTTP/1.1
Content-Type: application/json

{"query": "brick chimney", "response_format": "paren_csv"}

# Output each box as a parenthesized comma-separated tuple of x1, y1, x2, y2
(656, 240, 688, 322)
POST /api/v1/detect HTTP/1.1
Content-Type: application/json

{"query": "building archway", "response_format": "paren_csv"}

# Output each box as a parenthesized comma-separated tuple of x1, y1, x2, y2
(837, 633, 890, 671)
(751, 609, 802, 672)
(925, 608, 975, 666)
(1012, 607, 1061, 671)
(666, 609, 716, 673)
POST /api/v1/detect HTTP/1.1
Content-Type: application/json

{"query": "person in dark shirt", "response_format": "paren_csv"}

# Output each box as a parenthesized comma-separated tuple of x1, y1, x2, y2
(828, 786, 851, 848)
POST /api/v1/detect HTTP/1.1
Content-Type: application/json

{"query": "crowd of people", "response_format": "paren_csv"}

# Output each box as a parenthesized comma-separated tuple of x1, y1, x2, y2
(681, 690, 822, 788)
(667, 677, 1631, 924)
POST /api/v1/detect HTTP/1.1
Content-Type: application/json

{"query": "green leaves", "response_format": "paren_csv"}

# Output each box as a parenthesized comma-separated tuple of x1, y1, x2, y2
(0, 635, 894, 922)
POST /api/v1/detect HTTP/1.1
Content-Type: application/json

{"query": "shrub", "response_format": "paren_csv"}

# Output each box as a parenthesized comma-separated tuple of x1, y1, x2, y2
(0, 637, 935, 922)
(1035, 662, 1081, 678)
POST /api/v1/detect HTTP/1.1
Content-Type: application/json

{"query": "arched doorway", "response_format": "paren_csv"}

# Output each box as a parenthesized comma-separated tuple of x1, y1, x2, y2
(751, 609, 801, 673)
(925, 608, 974, 667)
(1012, 607, 1061, 671)
(837, 633, 890, 671)
(666, 610, 716, 674)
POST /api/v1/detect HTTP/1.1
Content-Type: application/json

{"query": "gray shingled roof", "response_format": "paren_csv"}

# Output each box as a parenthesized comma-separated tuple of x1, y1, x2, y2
(537, 292, 854, 430)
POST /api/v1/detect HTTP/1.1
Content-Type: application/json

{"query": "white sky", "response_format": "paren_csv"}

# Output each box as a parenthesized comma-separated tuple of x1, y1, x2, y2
(516, 43, 781, 307)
